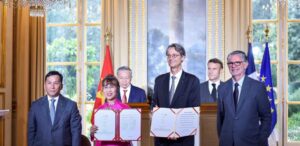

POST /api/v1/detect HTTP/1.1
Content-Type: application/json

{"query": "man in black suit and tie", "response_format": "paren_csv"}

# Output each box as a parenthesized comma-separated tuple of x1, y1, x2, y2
(152, 43, 200, 146)
(28, 71, 82, 146)
(116, 66, 147, 103)
(200, 58, 224, 104)
(217, 50, 271, 146)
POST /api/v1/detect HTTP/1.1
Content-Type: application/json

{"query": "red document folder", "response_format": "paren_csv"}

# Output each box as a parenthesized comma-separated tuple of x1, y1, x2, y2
(94, 108, 141, 141)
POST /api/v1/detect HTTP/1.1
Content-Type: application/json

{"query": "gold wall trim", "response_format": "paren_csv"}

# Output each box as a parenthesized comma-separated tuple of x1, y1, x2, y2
(129, 0, 147, 90)
(0, 93, 5, 146)
(0, 5, 7, 88)
(207, 0, 225, 80)
(0, 93, 4, 108)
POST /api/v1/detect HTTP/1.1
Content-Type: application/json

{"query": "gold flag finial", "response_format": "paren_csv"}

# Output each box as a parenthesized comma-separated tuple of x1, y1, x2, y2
(104, 27, 112, 45)
(246, 25, 252, 42)
(264, 24, 269, 41)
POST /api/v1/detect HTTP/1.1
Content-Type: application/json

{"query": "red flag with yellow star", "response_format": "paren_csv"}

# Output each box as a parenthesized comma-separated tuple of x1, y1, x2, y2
(91, 45, 114, 124)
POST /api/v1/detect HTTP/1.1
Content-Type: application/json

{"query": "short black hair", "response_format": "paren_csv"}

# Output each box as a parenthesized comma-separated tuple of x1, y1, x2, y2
(165, 43, 186, 56)
(227, 50, 248, 62)
(102, 74, 120, 89)
(45, 71, 63, 82)
(208, 58, 223, 69)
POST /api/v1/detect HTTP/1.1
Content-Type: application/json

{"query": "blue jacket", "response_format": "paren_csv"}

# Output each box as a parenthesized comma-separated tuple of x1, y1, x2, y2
(28, 95, 82, 146)
(217, 76, 271, 146)
(117, 85, 147, 103)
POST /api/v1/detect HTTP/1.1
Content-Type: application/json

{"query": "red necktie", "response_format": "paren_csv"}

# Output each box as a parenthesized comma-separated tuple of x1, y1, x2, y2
(122, 90, 127, 103)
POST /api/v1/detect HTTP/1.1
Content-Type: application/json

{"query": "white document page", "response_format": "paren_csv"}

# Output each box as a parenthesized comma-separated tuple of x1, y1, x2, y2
(94, 110, 116, 140)
(175, 107, 199, 137)
(150, 108, 176, 137)
(119, 109, 141, 141)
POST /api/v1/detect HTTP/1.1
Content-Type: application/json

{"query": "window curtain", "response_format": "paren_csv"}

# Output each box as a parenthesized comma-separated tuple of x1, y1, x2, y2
(13, 6, 45, 146)
(102, 0, 129, 69)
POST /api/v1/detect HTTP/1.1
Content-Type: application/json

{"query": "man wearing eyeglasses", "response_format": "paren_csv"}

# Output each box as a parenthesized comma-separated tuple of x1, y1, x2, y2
(217, 50, 271, 146)
(152, 43, 200, 146)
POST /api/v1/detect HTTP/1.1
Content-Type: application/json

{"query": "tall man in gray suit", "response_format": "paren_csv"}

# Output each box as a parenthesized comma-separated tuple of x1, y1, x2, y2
(200, 58, 224, 104)
(152, 43, 200, 146)
(217, 50, 271, 146)
(28, 71, 82, 146)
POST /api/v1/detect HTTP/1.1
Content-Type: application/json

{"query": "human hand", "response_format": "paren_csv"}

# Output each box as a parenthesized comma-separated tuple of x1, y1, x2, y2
(150, 106, 159, 118)
(90, 125, 98, 135)
(167, 134, 179, 140)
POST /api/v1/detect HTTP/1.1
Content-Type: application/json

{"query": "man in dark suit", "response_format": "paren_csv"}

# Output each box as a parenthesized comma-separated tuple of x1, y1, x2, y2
(152, 43, 200, 146)
(28, 71, 82, 146)
(117, 66, 147, 103)
(217, 50, 271, 146)
(200, 58, 224, 104)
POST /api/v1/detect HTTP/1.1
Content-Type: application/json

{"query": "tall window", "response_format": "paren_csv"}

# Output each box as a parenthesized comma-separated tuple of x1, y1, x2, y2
(252, 0, 300, 145)
(46, 0, 102, 135)
(287, 0, 300, 144)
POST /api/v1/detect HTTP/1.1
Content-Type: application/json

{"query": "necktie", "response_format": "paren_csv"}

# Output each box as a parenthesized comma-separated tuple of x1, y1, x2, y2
(122, 90, 127, 103)
(50, 99, 56, 125)
(233, 83, 239, 110)
(211, 83, 217, 101)
(169, 76, 176, 104)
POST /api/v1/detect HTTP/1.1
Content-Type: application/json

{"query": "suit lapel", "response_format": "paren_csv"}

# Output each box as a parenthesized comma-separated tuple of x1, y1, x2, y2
(161, 73, 170, 107)
(41, 96, 53, 126)
(170, 71, 185, 106)
(128, 86, 135, 102)
(53, 95, 66, 128)
(226, 79, 236, 114)
(204, 82, 212, 99)
(236, 76, 250, 113)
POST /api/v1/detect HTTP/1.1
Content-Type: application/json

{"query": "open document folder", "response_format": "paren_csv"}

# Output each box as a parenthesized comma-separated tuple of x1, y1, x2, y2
(150, 107, 199, 138)
(94, 108, 141, 141)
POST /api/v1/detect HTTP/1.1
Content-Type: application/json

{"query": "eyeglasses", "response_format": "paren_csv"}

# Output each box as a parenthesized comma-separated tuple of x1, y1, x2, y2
(227, 61, 243, 66)
(167, 54, 181, 59)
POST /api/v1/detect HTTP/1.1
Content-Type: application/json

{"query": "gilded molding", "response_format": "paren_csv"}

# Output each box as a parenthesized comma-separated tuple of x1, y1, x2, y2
(207, 0, 224, 60)
(0, 6, 7, 88)
(0, 93, 4, 108)
(129, 0, 147, 89)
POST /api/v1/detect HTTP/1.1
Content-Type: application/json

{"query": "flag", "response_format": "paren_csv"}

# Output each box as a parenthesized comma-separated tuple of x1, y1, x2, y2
(246, 42, 258, 80)
(91, 45, 114, 124)
(259, 42, 277, 133)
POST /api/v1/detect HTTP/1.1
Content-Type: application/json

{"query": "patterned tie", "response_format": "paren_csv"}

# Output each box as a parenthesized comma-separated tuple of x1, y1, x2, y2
(233, 83, 239, 110)
(169, 76, 176, 104)
(50, 99, 56, 125)
(211, 83, 217, 101)
(122, 90, 127, 103)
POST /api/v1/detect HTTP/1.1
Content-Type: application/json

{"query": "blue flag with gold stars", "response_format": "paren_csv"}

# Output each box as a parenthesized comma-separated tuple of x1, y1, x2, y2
(260, 42, 277, 133)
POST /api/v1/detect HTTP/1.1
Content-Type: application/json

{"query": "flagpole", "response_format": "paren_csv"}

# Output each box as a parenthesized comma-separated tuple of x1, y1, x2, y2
(265, 24, 269, 42)
(104, 27, 112, 46)
(246, 25, 252, 43)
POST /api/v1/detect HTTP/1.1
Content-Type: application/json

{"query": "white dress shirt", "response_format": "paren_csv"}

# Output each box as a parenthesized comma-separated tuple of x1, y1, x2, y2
(169, 69, 183, 92)
(120, 85, 132, 102)
(48, 96, 59, 111)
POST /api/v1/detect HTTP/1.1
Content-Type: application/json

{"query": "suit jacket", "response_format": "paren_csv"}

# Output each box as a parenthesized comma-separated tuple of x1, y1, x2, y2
(117, 85, 147, 103)
(217, 76, 271, 146)
(152, 71, 200, 146)
(200, 81, 224, 104)
(28, 95, 82, 146)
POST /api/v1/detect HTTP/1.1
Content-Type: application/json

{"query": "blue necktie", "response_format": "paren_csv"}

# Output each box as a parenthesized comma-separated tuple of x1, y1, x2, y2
(50, 99, 56, 125)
